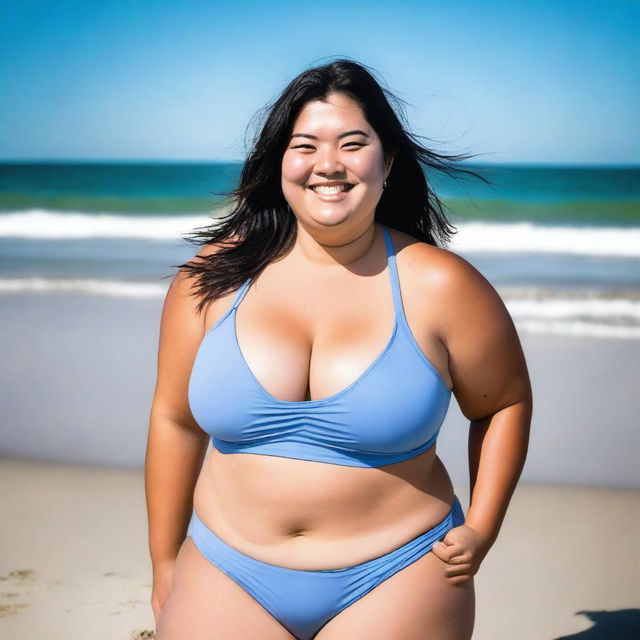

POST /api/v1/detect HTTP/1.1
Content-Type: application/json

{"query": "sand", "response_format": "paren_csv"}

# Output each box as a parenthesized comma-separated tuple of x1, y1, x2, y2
(1, 458, 638, 639)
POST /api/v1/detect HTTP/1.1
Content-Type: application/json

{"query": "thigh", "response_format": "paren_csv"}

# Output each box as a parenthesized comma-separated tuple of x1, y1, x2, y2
(155, 537, 296, 640)
(316, 548, 475, 640)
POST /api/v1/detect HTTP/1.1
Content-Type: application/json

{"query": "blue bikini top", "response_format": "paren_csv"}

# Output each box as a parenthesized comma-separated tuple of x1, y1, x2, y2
(188, 225, 452, 468)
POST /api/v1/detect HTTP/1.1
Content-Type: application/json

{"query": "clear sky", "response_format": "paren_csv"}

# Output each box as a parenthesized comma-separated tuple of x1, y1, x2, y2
(1, 0, 638, 164)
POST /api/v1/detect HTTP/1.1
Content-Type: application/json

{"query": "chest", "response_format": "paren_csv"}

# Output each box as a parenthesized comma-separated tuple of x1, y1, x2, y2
(233, 290, 398, 403)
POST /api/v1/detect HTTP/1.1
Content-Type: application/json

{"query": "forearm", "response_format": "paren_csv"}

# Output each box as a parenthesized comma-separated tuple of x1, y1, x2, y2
(144, 413, 209, 568)
(464, 400, 531, 548)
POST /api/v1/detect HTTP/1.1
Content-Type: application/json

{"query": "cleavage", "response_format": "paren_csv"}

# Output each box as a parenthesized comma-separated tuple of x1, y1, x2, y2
(234, 282, 396, 404)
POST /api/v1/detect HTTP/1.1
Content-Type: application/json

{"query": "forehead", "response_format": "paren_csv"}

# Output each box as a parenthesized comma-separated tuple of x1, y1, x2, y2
(291, 93, 370, 135)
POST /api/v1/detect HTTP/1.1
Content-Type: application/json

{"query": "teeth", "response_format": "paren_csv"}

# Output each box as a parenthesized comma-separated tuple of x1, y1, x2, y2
(312, 184, 350, 194)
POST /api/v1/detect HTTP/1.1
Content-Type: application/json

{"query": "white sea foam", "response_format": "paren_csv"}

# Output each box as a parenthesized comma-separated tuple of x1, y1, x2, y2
(513, 319, 640, 339)
(502, 290, 640, 338)
(448, 221, 640, 257)
(504, 296, 640, 321)
(0, 209, 217, 240)
(2, 277, 640, 339)
(1, 210, 639, 258)
(0, 277, 167, 298)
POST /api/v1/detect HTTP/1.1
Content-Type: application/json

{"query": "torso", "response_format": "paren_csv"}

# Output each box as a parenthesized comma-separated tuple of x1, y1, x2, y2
(191, 224, 456, 570)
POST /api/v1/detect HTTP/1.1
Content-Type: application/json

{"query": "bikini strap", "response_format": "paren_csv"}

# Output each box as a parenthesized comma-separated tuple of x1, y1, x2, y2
(381, 225, 406, 322)
(230, 277, 252, 310)
(234, 229, 403, 317)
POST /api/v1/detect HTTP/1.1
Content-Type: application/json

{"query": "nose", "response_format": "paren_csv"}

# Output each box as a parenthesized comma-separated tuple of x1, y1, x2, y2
(315, 145, 345, 175)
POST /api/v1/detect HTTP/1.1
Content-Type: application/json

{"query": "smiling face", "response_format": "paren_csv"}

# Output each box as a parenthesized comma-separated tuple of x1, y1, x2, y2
(281, 92, 394, 231)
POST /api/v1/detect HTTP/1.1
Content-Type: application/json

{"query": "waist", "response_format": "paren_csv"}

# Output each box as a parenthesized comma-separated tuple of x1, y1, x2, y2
(192, 445, 455, 569)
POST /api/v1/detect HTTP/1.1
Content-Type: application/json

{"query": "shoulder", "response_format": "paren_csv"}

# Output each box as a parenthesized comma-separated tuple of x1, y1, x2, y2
(169, 236, 237, 300)
(193, 239, 230, 259)
(390, 227, 530, 418)
(388, 226, 487, 294)
(389, 227, 512, 339)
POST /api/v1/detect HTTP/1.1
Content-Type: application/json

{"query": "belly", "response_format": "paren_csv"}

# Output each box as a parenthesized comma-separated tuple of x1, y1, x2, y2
(192, 444, 456, 570)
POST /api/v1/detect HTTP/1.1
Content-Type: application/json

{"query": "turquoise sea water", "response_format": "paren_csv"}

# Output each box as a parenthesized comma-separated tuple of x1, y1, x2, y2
(0, 161, 639, 338)
(1, 162, 639, 223)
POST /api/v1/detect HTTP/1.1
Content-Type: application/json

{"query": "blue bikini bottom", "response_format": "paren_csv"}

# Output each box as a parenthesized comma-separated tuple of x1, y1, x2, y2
(187, 495, 465, 640)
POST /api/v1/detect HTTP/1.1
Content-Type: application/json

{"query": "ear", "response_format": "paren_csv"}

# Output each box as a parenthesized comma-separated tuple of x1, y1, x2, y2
(384, 152, 396, 179)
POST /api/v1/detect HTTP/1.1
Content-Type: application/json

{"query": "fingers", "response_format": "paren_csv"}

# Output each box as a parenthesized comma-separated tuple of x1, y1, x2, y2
(432, 539, 466, 563)
(431, 522, 485, 585)
(448, 551, 472, 565)
(431, 540, 448, 560)
(432, 539, 475, 583)
(444, 561, 473, 577)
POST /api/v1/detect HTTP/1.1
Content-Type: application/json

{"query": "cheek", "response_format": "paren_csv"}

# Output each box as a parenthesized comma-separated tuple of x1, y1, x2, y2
(281, 153, 309, 183)
(349, 149, 384, 180)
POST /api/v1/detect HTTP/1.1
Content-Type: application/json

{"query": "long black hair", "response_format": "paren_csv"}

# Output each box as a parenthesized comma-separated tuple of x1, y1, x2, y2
(176, 57, 490, 315)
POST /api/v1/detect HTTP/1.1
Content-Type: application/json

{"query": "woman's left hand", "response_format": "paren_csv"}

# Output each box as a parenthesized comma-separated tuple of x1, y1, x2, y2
(431, 524, 491, 585)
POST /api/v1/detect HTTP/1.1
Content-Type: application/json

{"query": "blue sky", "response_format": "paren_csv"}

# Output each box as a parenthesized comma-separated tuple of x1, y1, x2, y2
(1, 0, 638, 164)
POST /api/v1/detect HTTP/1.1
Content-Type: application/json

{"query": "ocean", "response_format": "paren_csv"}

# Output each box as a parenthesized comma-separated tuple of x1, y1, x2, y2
(1, 161, 639, 339)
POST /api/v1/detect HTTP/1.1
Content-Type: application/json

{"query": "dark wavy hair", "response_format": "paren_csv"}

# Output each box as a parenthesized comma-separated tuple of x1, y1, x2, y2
(175, 57, 490, 314)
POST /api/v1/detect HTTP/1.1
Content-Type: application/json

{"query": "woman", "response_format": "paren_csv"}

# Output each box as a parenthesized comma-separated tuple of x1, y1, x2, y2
(146, 59, 532, 639)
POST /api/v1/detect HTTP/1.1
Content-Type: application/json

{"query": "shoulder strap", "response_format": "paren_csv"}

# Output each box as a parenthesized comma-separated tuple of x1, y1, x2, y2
(381, 225, 405, 321)
(230, 277, 252, 310)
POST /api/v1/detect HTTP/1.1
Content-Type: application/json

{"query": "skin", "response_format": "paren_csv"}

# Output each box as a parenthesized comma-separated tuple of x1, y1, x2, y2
(146, 92, 532, 638)
(280, 94, 394, 253)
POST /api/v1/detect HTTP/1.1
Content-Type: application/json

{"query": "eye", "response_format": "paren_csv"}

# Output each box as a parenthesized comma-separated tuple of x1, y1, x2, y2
(291, 142, 364, 150)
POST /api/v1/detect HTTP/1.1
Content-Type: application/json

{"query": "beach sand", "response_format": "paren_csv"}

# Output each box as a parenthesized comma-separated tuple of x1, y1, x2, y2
(0, 458, 638, 640)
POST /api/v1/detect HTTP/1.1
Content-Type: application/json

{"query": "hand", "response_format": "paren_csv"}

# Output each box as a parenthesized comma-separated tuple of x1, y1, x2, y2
(151, 558, 176, 627)
(431, 524, 490, 585)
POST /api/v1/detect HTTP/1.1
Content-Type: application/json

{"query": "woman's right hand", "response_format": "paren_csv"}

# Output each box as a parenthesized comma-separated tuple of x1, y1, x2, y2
(151, 558, 176, 627)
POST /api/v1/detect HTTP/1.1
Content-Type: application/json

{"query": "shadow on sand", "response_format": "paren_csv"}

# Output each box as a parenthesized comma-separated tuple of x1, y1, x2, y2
(553, 609, 640, 639)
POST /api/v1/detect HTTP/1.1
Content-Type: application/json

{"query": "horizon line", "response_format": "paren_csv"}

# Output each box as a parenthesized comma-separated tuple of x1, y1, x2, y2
(1, 158, 639, 169)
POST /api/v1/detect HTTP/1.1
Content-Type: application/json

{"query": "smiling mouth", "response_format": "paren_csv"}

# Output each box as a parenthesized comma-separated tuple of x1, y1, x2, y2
(308, 184, 355, 194)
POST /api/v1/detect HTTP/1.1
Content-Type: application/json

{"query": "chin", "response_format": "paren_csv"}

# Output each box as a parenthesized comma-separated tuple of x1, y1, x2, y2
(306, 211, 353, 227)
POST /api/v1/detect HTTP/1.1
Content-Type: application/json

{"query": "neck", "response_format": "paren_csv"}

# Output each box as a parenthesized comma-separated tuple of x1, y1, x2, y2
(292, 221, 380, 269)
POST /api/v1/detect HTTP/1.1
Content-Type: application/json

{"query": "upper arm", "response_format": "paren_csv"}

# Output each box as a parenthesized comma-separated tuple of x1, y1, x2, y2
(434, 250, 532, 421)
(150, 244, 219, 432)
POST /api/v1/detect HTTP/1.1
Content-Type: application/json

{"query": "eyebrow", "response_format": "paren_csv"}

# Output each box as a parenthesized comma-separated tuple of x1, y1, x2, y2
(290, 129, 370, 140)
